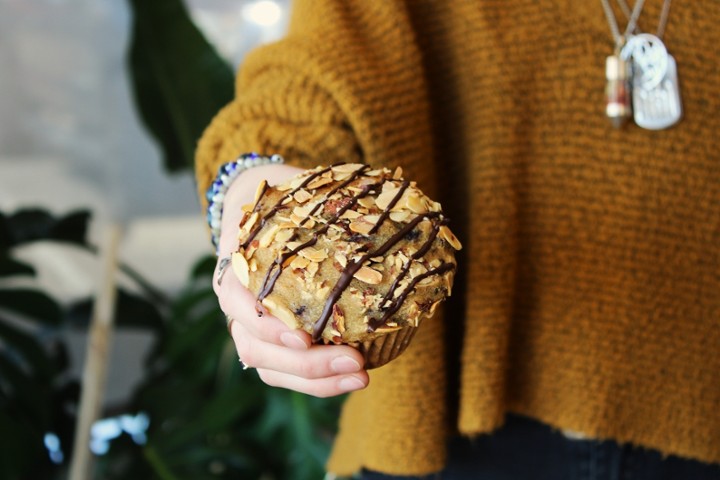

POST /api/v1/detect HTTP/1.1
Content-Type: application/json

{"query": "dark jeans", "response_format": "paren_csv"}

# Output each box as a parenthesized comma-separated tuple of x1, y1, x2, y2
(362, 414, 720, 480)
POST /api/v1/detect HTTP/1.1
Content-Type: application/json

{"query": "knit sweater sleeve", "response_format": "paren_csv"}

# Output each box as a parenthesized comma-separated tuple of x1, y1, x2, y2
(196, 0, 448, 476)
(195, 0, 436, 207)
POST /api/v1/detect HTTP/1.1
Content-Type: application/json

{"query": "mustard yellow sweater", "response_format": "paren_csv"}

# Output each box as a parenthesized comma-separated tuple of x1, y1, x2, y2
(196, 0, 720, 475)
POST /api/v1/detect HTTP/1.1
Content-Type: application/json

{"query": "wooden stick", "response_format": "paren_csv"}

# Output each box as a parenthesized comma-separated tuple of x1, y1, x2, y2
(69, 224, 122, 480)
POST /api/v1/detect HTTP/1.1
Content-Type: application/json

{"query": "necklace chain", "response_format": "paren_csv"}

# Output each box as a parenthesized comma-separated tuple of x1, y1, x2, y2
(601, 0, 673, 47)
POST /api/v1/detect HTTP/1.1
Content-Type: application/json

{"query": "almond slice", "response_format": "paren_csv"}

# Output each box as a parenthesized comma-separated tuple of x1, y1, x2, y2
(334, 253, 348, 269)
(293, 189, 313, 204)
(251, 180, 267, 208)
(340, 210, 363, 220)
(290, 256, 310, 270)
(353, 266, 383, 284)
(261, 297, 297, 328)
(239, 211, 259, 234)
(375, 183, 400, 210)
(298, 247, 328, 262)
(404, 192, 428, 214)
(439, 225, 462, 250)
(231, 252, 250, 287)
(389, 210, 411, 223)
(274, 228, 294, 243)
(349, 218, 374, 235)
(259, 224, 280, 248)
(332, 163, 365, 173)
(357, 196, 375, 209)
(307, 176, 333, 190)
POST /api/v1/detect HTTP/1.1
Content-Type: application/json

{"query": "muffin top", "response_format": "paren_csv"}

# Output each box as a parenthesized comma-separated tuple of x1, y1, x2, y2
(231, 163, 461, 345)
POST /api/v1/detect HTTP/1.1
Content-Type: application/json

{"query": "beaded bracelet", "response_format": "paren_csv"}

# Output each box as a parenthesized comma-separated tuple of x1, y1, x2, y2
(206, 153, 284, 253)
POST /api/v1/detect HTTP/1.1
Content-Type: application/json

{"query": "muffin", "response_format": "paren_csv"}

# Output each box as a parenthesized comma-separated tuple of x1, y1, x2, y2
(231, 163, 461, 368)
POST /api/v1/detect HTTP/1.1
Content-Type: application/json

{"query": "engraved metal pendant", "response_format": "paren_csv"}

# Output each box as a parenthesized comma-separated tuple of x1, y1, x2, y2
(622, 34, 682, 130)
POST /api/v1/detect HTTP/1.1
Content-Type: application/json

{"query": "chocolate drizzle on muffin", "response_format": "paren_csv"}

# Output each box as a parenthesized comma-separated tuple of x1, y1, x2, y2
(231, 163, 461, 367)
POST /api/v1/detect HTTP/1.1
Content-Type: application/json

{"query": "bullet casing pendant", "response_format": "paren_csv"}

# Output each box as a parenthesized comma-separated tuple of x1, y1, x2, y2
(605, 54, 632, 128)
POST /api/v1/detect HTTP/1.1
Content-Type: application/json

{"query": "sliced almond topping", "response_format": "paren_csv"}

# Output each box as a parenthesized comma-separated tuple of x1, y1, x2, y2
(306, 260, 319, 277)
(274, 228, 294, 244)
(353, 266, 383, 284)
(332, 163, 365, 173)
(332, 304, 346, 334)
(249, 258, 258, 272)
(261, 297, 297, 328)
(259, 224, 280, 248)
(389, 210, 411, 223)
(290, 213, 305, 226)
(375, 324, 403, 334)
(288, 175, 307, 190)
(293, 204, 314, 218)
(307, 176, 333, 190)
(282, 254, 297, 268)
(293, 189, 313, 204)
(404, 192, 428, 214)
(375, 182, 400, 210)
(419, 276, 435, 286)
(281, 196, 293, 205)
(410, 263, 428, 277)
(252, 180, 267, 208)
(290, 256, 310, 270)
(286, 241, 303, 251)
(393, 166, 403, 179)
(334, 254, 348, 268)
(363, 214, 381, 225)
(231, 252, 250, 287)
(357, 196, 375, 209)
(349, 218, 374, 235)
(245, 242, 258, 259)
(370, 256, 384, 263)
(439, 225, 462, 250)
(298, 247, 328, 262)
(239, 211, 259, 234)
(340, 210, 362, 220)
(366, 169, 383, 176)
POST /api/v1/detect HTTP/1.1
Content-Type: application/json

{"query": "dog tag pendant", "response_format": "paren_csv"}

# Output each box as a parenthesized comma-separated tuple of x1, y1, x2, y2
(622, 34, 682, 130)
(632, 53, 682, 129)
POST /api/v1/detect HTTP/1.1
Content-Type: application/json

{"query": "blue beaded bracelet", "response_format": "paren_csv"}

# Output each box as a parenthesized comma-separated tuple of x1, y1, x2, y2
(206, 153, 284, 253)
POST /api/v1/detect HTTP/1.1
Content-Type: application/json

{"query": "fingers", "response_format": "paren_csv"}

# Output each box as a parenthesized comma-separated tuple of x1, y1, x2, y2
(230, 319, 367, 380)
(214, 254, 369, 398)
(256, 368, 369, 398)
(215, 258, 303, 346)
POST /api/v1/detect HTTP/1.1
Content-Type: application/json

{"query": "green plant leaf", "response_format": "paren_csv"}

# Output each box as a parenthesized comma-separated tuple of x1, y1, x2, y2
(0, 289, 62, 325)
(0, 318, 56, 381)
(190, 255, 216, 280)
(126, 0, 234, 172)
(2, 209, 91, 248)
(0, 255, 35, 277)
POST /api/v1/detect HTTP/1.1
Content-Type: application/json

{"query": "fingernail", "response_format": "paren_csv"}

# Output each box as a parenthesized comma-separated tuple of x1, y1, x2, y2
(331, 356, 361, 374)
(338, 375, 366, 392)
(280, 332, 308, 350)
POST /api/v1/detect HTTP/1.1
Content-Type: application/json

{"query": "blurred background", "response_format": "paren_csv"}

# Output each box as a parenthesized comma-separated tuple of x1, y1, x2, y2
(0, 0, 345, 478)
